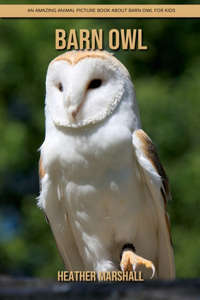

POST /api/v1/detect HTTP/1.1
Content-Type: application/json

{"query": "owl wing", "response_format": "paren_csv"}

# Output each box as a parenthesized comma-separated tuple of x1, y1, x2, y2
(132, 129, 175, 279)
(39, 157, 85, 271)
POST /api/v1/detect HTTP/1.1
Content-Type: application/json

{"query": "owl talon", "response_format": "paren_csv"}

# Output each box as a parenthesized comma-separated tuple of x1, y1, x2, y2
(121, 264, 125, 272)
(132, 263, 137, 272)
(120, 249, 155, 279)
(150, 264, 155, 279)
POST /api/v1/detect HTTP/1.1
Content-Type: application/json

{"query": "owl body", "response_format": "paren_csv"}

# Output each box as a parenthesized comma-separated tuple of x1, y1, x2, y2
(39, 50, 175, 278)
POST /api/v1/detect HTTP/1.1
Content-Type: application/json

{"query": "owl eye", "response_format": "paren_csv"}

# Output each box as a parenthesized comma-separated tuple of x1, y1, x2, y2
(88, 79, 102, 89)
(58, 83, 63, 92)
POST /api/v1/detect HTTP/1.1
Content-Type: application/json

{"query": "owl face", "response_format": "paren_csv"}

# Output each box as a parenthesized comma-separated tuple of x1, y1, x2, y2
(45, 51, 130, 128)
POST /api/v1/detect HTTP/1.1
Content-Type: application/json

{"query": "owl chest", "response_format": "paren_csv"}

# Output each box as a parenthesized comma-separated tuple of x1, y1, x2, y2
(42, 128, 146, 234)
(43, 127, 133, 184)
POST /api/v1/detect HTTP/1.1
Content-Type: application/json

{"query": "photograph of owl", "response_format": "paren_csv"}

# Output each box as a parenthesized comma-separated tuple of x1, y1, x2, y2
(38, 50, 175, 280)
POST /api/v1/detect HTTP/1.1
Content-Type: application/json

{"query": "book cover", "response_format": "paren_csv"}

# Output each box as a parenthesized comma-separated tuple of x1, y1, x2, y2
(0, 3, 200, 281)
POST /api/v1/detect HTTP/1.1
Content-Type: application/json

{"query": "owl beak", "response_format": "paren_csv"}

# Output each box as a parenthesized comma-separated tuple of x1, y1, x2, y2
(72, 110, 77, 120)
(67, 93, 83, 121)
(68, 106, 77, 121)
(66, 94, 78, 121)
(71, 102, 83, 121)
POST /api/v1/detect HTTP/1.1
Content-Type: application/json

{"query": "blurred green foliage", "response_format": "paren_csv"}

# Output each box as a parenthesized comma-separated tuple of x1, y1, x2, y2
(0, 1, 200, 279)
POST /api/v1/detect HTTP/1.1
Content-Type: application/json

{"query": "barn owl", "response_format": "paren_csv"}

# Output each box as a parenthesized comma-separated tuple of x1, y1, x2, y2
(38, 50, 175, 280)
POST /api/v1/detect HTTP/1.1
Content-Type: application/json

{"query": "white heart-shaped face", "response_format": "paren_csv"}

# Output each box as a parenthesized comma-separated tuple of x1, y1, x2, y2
(45, 54, 126, 128)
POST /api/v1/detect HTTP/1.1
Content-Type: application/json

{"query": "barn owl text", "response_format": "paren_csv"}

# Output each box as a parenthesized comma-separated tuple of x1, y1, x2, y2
(55, 29, 148, 50)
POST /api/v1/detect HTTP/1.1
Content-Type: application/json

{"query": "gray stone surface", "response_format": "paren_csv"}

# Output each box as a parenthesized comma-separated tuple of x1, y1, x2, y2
(0, 275, 200, 300)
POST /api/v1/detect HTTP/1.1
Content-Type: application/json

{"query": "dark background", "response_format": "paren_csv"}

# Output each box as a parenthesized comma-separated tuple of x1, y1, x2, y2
(0, 0, 200, 279)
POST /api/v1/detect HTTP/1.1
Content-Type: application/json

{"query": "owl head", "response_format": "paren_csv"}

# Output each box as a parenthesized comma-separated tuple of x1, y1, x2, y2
(45, 50, 139, 129)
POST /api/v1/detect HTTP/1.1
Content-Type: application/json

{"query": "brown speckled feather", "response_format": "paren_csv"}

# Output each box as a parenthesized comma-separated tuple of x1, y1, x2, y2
(50, 50, 129, 77)
(39, 157, 45, 181)
(133, 129, 172, 246)
(134, 129, 171, 202)
(38, 157, 49, 224)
